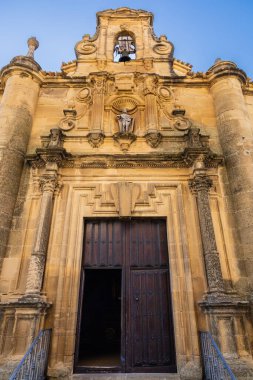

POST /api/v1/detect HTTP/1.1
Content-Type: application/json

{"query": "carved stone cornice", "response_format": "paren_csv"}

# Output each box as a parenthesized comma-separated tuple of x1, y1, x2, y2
(28, 147, 70, 169)
(46, 149, 222, 169)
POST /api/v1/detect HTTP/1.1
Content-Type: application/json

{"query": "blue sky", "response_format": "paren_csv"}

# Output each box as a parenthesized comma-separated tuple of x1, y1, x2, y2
(1, 0, 253, 78)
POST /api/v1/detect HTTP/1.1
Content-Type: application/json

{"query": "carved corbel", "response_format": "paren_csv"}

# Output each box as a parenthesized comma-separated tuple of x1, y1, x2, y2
(113, 132, 136, 153)
(145, 131, 162, 148)
(87, 131, 105, 148)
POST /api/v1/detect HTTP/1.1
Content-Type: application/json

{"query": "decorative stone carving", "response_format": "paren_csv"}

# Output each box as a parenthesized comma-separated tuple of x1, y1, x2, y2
(172, 107, 186, 116)
(25, 168, 59, 298)
(113, 132, 136, 153)
(59, 109, 77, 131)
(87, 131, 105, 148)
(116, 109, 134, 133)
(174, 116, 192, 131)
(143, 75, 158, 96)
(26, 37, 39, 58)
(153, 36, 173, 56)
(75, 34, 97, 57)
(158, 86, 173, 101)
(144, 58, 153, 70)
(76, 42, 97, 55)
(92, 76, 106, 95)
(112, 97, 137, 113)
(145, 131, 162, 148)
(39, 173, 58, 193)
(115, 73, 135, 92)
(187, 127, 203, 148)
(76, 87, 92, 104)
(47, 128, 64, 148)
(189, 169, 225, 294)
(90, 75, 106, 133)
(110, 182, 141, 216)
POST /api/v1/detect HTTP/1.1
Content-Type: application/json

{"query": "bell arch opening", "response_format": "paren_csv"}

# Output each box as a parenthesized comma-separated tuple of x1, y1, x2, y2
(114, 32, 136, 62)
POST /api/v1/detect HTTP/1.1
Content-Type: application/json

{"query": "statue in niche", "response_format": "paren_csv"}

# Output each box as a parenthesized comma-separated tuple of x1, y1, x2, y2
(116, 109, 134, 133)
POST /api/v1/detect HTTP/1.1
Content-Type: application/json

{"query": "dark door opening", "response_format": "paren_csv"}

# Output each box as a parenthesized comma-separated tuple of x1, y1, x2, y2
(75, 219, 176, 373)
(77, 269, 122, 369)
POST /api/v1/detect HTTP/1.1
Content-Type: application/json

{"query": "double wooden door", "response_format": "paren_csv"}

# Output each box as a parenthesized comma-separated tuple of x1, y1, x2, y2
(75, 219, 176, 373)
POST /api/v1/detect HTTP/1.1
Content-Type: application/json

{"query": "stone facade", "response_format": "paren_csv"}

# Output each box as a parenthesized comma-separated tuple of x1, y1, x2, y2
(0, 7, 253, 379)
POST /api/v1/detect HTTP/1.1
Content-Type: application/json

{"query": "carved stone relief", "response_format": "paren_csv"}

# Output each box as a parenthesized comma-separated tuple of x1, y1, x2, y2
(58, 86, 92, 132)
(110, 182, 141, 216)
(75, 34, 98, 58)
(113, 132, 136, 152)
(145, 131, 162, 148)
(87, 131, 105, 148)
(187, 128, 203, 148)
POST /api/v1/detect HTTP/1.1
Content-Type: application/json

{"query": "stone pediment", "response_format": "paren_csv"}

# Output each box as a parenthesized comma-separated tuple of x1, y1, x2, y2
(96, 7, 153, 22)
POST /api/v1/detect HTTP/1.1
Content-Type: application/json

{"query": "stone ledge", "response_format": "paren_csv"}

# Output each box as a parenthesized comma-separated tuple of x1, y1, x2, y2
(72, 374, 180, 380)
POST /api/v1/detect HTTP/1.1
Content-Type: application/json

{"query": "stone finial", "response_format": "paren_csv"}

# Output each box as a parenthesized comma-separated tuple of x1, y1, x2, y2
(26, 37, 39, 58)
(214, 58, 222, 64)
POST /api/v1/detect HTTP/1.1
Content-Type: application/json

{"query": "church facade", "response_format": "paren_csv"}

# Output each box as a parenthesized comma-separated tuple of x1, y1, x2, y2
(1, 7, 253, 379)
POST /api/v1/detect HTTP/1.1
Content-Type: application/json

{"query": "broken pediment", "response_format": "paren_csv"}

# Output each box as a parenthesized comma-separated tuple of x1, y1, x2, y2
(64, 7, 177, 76)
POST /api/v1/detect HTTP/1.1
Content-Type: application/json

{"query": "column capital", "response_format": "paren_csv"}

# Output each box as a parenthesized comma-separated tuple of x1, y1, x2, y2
(40, 174, 59, 194)
(189, 175, 213, 194)
(207, 59, 247, 86)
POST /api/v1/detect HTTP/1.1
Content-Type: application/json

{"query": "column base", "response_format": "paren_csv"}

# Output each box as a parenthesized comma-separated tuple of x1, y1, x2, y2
(226, 357, 253, 380)
(0, 295, 51, 363)
(199, 291, 251, 360)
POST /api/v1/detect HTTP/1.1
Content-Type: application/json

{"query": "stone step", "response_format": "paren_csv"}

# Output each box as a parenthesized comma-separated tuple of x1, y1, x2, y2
(72, 374, 180, 380)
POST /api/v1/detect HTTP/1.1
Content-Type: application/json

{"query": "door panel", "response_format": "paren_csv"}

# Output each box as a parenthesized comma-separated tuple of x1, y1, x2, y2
(127, 269, 176, 372)
(83, 220, 124, 267)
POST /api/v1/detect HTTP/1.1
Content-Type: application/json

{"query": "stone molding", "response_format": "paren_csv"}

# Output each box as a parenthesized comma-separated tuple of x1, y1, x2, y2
(1, 58, 43, 86)
(207, 60, 247, 86)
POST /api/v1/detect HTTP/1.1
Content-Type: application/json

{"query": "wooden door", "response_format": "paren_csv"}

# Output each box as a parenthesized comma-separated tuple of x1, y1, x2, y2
(126, 269, 176, 372)
(75, 219, 176, 373)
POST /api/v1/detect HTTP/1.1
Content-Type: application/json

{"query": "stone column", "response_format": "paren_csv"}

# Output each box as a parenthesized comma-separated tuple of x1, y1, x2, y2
(144, 75, 162, 148)
(208, 60, 253, 289)
(87, 75, 105, 147)
(0, 39, 41, 266)
(25, 162, 58, 298)
(189, 160, 225, 295)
